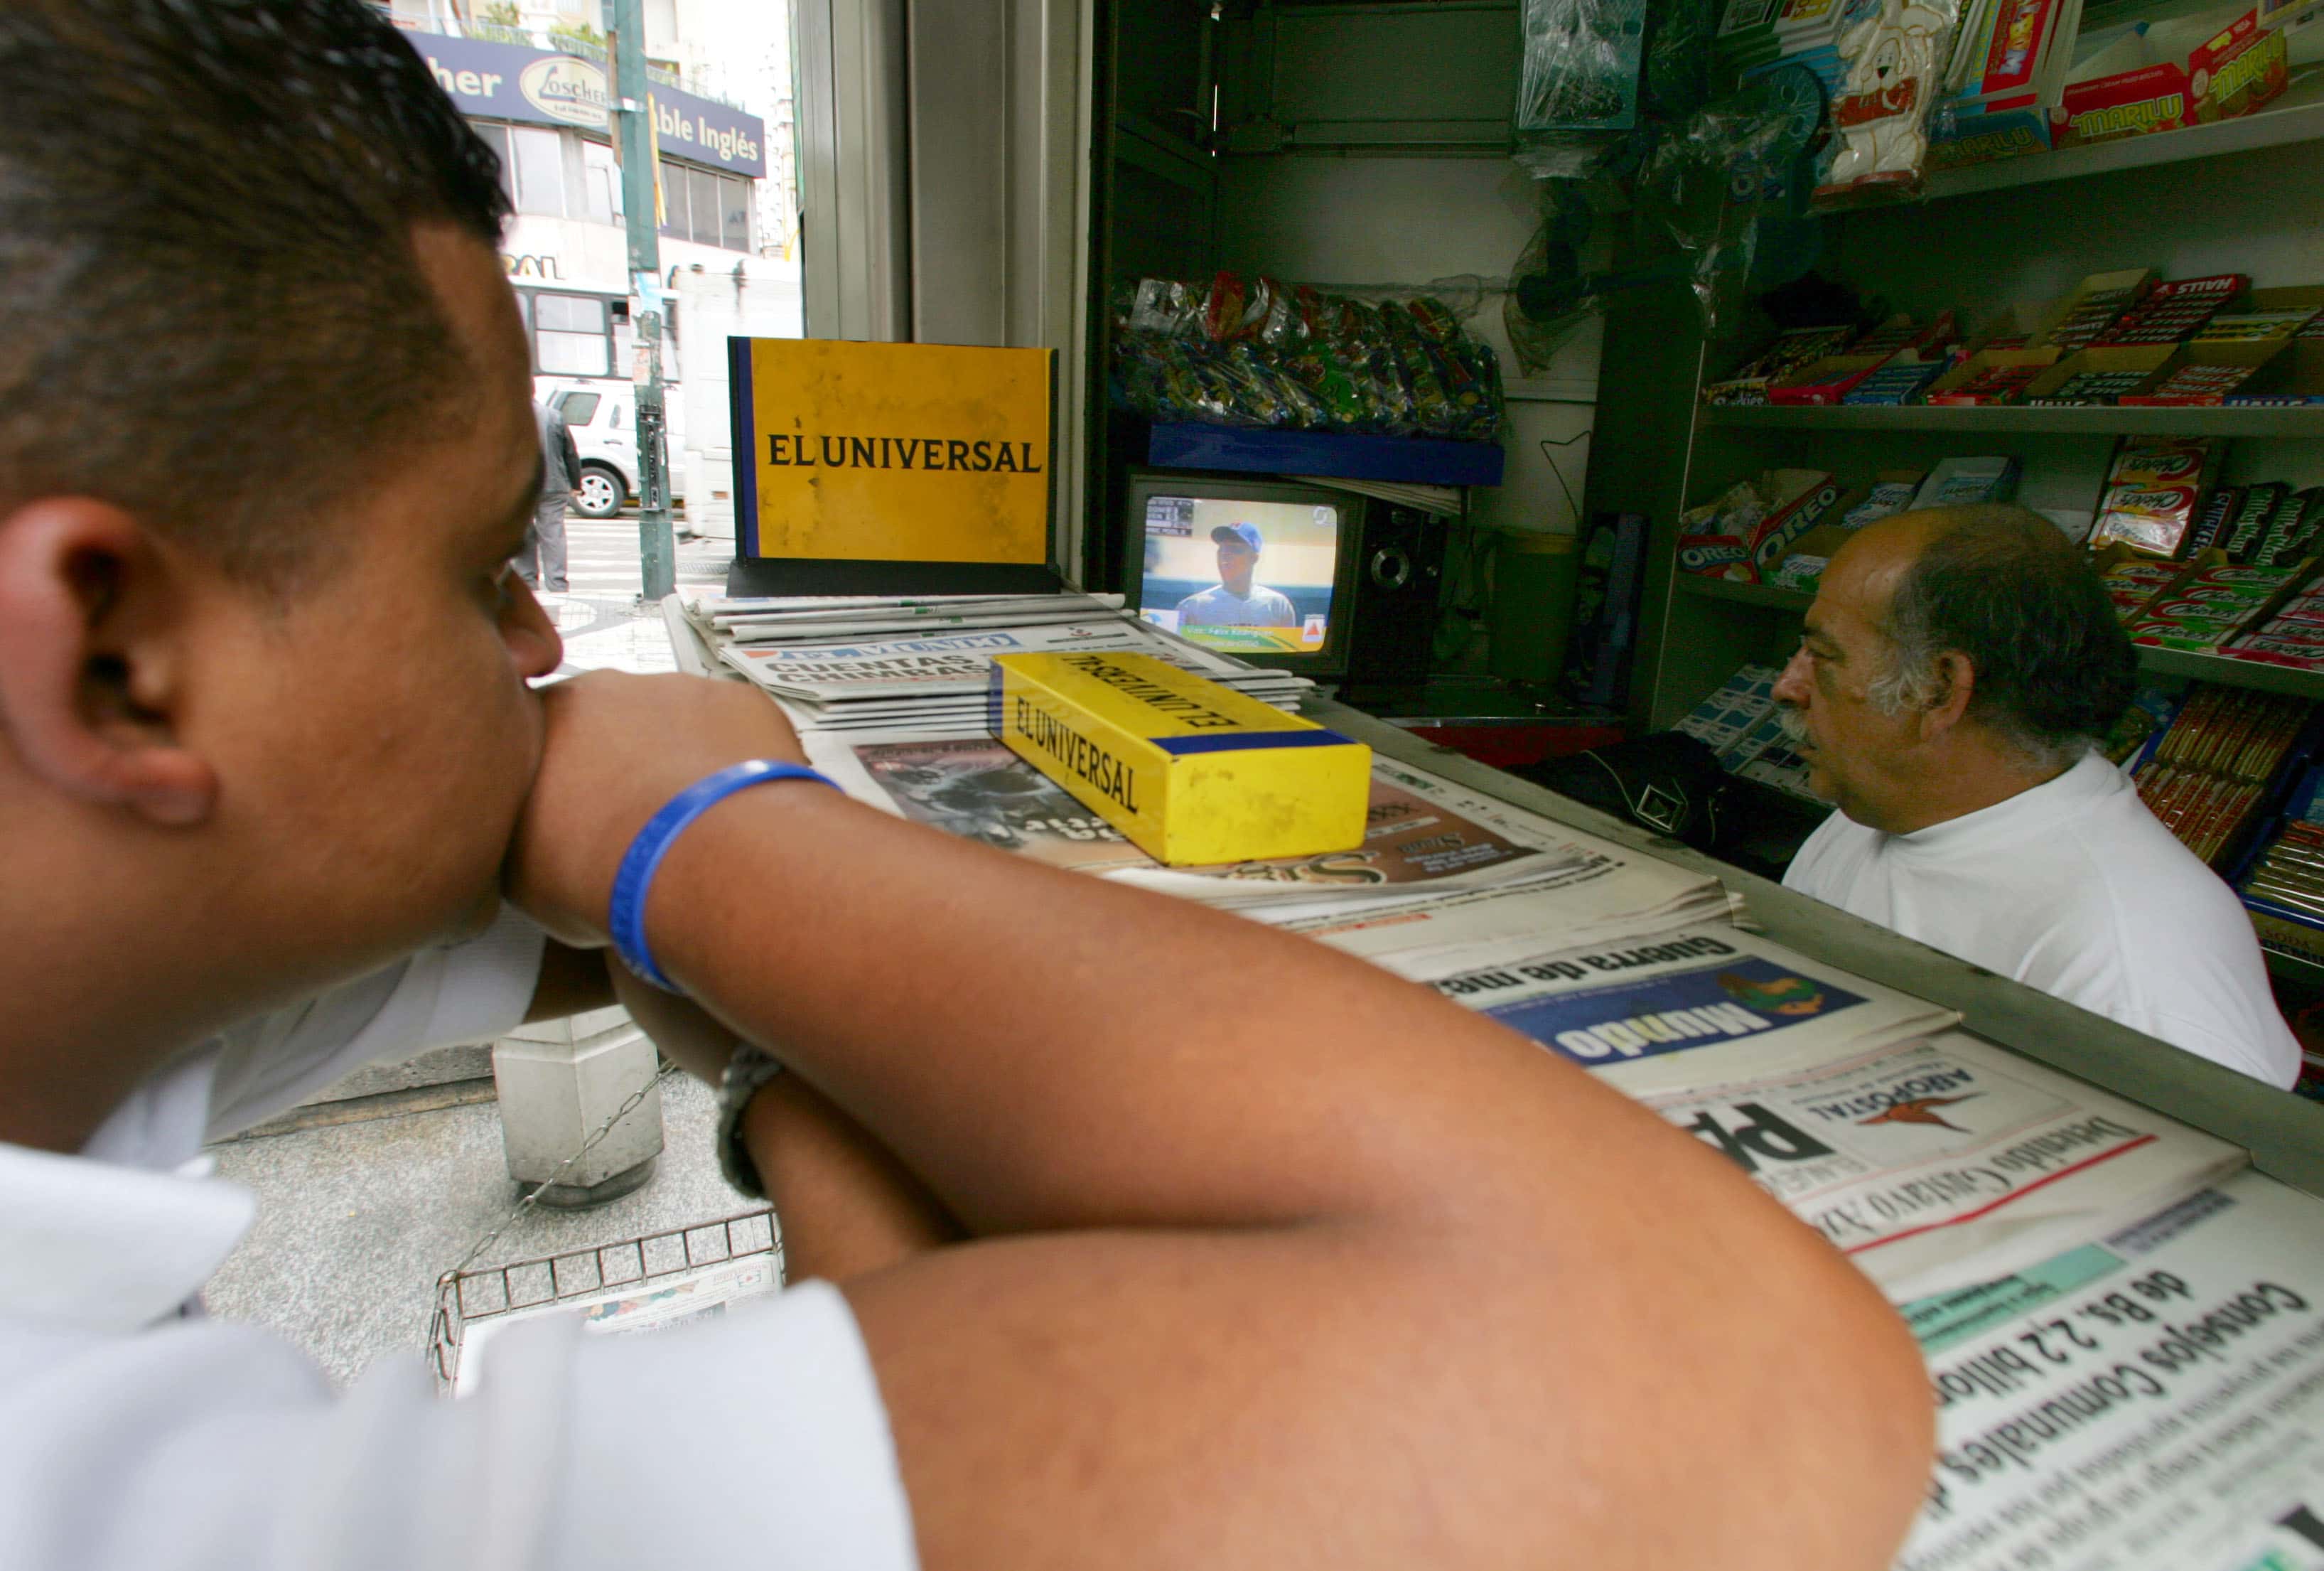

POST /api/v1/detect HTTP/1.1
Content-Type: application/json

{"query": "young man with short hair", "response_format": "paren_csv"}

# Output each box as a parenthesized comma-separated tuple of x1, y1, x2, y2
(0, 4, 1934, 1566)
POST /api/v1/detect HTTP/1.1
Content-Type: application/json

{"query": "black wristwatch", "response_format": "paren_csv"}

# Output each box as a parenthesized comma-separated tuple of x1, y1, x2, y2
(715, 1044, 787, 1200)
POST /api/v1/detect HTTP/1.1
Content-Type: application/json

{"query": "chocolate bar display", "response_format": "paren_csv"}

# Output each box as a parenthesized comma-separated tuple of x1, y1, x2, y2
(1841, 360, 1949, 404)
(2140, 362, 2262, 401)
(2038, 271, 2156, 353)
(1932, 358, 2048, 403)
(2197, 311, 2321, 344)
(1687, 274, 2321, 414)
(2225, 483, 2290, 562)
(1701, 325, 1860, 405)
(2254, 488, 2324, 568)
(2241, 803, 2324, 964)
(2135, 685, 2313, 867)
(2092, 274, 2249, 346)
(1913, 455, 2020, 509)
(2187, 487, 2241, 557)
(2028, 368, 2158, 404)
(1842, 472, 1927, 528)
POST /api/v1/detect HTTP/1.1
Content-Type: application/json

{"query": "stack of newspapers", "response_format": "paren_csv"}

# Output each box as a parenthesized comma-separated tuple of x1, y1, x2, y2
(807, 732, 1741, 933)
(677, 591, 2256, 1299)
(676, 587, 2324, 1559)
(1328, 868, 2324, 1571)
(683, 592, 1311, 739)
(1376, 926, 2246, 1302)
(1333, 898, 2322, 1571)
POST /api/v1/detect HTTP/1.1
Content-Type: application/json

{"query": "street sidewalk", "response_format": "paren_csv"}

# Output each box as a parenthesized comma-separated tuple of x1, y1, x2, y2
(536, 515, 730, 676)
(204, 1075, 753, 1389)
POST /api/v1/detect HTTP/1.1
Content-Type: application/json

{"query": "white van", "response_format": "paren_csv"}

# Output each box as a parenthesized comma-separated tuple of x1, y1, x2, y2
(544, 383, 687, 519)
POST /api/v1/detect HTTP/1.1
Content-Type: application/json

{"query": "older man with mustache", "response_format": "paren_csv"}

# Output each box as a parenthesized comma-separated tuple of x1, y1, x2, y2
(1774, 503, 2299, 1087)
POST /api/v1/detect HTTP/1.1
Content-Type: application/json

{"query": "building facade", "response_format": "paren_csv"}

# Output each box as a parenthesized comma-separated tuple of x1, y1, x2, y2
(392, 18, 794, 385)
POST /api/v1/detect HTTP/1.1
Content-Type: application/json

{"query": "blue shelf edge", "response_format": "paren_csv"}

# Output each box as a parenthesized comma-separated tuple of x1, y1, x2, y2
(1146, 424, 1505, 487)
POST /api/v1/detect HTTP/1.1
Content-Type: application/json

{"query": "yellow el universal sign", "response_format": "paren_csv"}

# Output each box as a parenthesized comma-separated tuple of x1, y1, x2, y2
(731, 338, 1054, 572)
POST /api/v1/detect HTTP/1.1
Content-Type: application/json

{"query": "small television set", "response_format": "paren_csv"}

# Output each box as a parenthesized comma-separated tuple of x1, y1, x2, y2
(1121, 471, 1365, 678)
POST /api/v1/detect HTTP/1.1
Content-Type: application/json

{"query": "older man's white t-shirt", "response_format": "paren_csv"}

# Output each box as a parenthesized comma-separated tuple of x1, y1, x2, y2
(0, 906, 918, 1571)
(1785, 751, 2302, 1088)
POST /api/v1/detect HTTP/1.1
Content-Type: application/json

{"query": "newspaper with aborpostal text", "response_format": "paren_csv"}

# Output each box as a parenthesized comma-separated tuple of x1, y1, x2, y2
(1635, 1030, 2245, 1300)
(1408, 935, 2242, 1297)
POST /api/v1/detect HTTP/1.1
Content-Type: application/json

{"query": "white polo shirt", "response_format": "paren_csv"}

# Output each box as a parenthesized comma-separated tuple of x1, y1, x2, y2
(1785, 752, 2302, 1088)
(0, 906, 918, 1571)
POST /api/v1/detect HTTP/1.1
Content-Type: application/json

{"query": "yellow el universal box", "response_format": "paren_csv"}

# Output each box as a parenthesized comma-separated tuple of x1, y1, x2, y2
(991, 650, 1370, 867)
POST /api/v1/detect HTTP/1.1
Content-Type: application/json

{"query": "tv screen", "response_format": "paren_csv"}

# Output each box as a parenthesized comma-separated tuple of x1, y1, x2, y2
(1135, 491, 1344, 658)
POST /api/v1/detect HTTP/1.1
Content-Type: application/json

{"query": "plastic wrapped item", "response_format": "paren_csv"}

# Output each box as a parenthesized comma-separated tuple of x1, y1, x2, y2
(1642, 0, 1718, 122)
(1503, 183, 1603, 375)
(1634, 82, 1817, 335)
(1516, 0, 1647, 129)
(1126, 277, 1203, 338)
(1812, 0, 1962, 206)
(1510, 67, 1830, 341)
(1111, 272, 1505, 441)
(1514, 0, 1649, 176)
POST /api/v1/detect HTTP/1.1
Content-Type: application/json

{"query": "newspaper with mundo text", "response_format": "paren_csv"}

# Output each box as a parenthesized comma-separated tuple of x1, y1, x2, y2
(449, 1254, 782, 1396)
(1413, 926, 1957, 1095)
(803, 731, 1731, 925)
(1896, 1169, 2324, 1571)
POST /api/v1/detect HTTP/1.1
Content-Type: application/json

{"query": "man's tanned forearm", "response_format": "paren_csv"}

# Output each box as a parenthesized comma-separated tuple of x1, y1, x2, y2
(648, 786, 1934, 1571)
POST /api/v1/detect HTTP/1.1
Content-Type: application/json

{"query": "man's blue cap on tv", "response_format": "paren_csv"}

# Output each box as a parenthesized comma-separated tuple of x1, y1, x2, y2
(1210, 522, 1263, 551)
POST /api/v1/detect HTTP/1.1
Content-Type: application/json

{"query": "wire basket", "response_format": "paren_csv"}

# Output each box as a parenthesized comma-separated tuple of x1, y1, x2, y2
(429, 1208, 782, 1393)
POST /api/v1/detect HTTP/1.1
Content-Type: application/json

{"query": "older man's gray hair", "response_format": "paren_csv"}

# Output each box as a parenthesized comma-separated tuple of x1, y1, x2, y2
(1864, 504, 2138, 769)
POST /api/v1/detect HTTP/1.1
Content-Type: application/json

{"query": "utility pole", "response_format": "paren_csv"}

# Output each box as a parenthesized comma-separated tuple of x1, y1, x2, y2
(609, 0, 676, 601)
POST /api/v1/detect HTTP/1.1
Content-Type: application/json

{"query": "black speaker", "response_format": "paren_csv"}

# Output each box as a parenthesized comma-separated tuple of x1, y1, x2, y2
(1340, 503, 1445, 690)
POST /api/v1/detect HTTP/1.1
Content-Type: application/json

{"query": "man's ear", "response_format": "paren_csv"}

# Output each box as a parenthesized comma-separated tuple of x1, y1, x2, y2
(0, 497, 218, 825)
(1919, 650, 1978, 739)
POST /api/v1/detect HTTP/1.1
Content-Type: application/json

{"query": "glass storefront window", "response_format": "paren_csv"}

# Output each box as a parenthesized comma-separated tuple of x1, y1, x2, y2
(510, 126, 566, 218)
(723, 176, 751, 250)
(534, 291, 609, 376)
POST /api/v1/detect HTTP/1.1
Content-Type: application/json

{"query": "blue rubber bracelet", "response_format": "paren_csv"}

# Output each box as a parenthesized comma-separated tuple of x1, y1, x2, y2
(608, 760, 841, 992)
